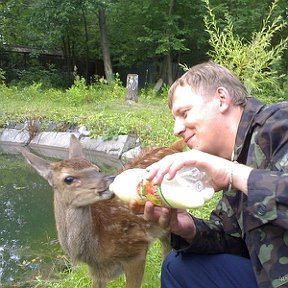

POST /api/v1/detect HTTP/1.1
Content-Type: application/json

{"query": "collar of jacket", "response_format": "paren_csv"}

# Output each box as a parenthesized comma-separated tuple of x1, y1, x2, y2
(233, 97, 266, 163)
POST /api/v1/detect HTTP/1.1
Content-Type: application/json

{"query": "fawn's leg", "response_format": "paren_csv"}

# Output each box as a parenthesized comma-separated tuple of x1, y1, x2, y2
(90, 269, 107, 288)
(159, 233, 171, 259)
(91, 279, 106, 288)
(123, 251, 147, 288)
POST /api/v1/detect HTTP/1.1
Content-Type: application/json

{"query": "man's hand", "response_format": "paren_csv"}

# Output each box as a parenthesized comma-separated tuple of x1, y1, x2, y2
(145, 149, 253, 194)
(129, 200, 197, 242)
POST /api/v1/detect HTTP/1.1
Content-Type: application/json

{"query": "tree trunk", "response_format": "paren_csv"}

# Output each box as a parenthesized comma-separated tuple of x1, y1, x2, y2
(158, 0, 175, 85)
(166, 53, 174, 85)
(62, 34, 73, 85)
(98, 5, 113, 84)
(159, 54, 174, 85)
(167, 0, 175, 85)
(81, 4, 90, 84)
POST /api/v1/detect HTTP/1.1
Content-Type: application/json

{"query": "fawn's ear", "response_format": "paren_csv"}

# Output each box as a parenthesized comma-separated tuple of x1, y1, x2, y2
(19, 148, 52, 184)
(69, 134, 84, 159)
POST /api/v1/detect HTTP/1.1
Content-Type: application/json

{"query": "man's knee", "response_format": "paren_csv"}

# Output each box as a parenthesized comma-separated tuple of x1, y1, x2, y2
(161, 252, 258, 288)
(161, 251, 185, 288)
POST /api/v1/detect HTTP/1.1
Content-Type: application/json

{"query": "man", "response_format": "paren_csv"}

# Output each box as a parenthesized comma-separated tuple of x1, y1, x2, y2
(130, 62, 288, 287)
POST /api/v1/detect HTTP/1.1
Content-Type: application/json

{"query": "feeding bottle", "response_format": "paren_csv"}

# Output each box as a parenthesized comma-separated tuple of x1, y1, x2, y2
(109, 167, 214, 209)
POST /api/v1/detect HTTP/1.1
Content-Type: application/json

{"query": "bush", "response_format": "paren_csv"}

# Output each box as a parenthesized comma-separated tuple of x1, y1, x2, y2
(10, 64, 69, 89)
(202, 0, 288, 101)
(66, 73, 126, 106)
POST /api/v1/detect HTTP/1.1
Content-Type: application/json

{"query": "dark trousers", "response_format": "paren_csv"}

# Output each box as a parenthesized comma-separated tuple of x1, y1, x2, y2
(161, 251, 258, 288)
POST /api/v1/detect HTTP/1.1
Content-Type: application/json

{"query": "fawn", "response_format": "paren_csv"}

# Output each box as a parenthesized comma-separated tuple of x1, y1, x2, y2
(20, 135, 185, 288)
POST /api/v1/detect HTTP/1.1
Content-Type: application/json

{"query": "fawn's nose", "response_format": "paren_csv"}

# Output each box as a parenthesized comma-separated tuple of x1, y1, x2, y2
(105, 176, 116, 185)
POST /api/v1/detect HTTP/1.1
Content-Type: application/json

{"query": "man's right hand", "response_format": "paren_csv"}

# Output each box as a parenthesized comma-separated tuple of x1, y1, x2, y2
(129, 200, 197, 243)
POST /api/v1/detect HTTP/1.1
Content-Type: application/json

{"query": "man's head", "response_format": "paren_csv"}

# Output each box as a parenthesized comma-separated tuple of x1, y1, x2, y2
(169, 62, 247, 159)
(168, 61, 248, 109)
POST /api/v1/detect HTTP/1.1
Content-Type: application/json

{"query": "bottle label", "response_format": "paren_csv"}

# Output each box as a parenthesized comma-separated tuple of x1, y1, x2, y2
(137, 179, 173, 207)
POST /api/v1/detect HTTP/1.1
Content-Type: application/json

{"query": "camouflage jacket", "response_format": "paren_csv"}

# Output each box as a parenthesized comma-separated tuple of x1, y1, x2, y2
(171, 97, 288, 288)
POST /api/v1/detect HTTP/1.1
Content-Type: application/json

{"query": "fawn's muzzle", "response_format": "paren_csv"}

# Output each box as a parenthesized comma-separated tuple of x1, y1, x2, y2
(105, 176, 116, 185)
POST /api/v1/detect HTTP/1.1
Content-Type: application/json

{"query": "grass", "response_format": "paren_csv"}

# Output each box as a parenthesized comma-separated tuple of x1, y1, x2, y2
(0, 81, 177, 148)
(1, 80, 221, 287)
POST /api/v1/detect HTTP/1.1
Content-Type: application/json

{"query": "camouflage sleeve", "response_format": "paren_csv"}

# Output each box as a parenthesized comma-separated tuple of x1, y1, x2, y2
(244, 104, 288, 287)
(171, 200, 250, 257)
(245, 170, 288, 231)
(245, 102, 288, 230)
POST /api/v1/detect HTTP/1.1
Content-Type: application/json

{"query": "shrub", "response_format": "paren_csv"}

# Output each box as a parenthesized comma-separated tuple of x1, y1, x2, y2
(10, 65, 69, 89)
(202, 0, 288, 102)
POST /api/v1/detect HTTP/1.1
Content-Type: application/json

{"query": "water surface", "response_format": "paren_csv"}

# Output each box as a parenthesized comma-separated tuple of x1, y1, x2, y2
(0, 144, 121, 287)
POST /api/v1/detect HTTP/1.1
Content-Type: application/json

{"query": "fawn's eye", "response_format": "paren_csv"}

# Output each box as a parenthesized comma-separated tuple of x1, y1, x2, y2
(64, 176, 75, 184)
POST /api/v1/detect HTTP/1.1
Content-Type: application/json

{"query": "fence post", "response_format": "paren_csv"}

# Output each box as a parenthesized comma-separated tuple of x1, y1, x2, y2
(125, 74, 138, 102)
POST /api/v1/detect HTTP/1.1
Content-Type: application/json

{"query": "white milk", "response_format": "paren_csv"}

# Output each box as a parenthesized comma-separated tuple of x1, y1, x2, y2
(109, 167, 214, 209)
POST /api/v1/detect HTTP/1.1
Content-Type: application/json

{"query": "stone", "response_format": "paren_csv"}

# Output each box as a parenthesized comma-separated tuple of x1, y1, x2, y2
(80, 134, 139, 158)
(78, 126, 91, 136)
(121, 146, 141, 162)
(30, 132, 80, 148)
(0, 128, 30, 144)
(0, 128, 140, 161)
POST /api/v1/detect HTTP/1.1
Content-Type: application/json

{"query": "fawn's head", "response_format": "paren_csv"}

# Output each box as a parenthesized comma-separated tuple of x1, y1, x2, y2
(20, 135, 114, 207)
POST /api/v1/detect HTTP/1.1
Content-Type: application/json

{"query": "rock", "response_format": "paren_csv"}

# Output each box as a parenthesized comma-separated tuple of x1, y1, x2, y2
(30, 132, 80, 148)
(121, 146, 141, 161)
(0, 126, 140, 162)
(78, 126, 91, 137)
(80, 134, 139, 158)
(0, 128, 30, 144)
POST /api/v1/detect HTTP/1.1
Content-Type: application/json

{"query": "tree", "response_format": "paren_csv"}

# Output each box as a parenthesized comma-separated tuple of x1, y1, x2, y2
(0, 0, 287, 89)
(98, 1, 113, 83)
(108, 0, 200, 84)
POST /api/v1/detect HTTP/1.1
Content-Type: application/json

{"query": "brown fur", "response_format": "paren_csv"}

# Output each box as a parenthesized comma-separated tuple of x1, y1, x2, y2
(119, 139, 186, 171)
(20, 136, 186, 288)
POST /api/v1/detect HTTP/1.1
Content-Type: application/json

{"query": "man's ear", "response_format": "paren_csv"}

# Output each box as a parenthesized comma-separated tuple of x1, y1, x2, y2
(215, 87, 232, 113)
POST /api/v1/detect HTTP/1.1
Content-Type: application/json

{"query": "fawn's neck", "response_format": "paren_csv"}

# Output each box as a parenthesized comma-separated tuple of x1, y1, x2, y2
(53, 192, 100, 264)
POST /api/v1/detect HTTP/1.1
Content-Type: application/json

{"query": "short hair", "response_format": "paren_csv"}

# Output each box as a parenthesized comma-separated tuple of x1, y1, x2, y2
(168, 61, 248, 109)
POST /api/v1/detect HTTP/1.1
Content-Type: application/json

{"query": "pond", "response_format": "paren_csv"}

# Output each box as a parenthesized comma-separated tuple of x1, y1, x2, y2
(0, 144, 122, 287)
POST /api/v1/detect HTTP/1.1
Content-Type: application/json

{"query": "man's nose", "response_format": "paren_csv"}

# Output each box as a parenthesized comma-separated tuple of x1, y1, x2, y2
(173, 119, 185, 136)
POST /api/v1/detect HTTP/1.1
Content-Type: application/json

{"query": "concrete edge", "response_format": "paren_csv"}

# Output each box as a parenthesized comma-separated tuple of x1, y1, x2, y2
(0, 127, 141, 162)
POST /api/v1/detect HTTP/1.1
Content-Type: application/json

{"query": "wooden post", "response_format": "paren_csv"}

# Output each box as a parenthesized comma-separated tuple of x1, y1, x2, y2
(125, 74, 138, 102)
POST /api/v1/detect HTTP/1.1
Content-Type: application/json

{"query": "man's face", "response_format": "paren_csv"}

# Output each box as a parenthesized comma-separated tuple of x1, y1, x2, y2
(171, 85, 223, 155)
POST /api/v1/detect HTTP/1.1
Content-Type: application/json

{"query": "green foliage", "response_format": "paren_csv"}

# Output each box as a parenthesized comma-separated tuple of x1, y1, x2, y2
(107, 0, 205, 68)
(35, 241, 162, 288)
(35, 262, 91, 288)
(202, 0, 288, 101)
(11, 65, 69, 89)
(1, 0, 287, 89)
(65, 73, 126, 106)
(66, 77, 91, 105)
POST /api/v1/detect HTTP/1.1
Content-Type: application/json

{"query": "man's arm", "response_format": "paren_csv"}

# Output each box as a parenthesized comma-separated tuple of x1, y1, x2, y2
(171, 197, 250, 258)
